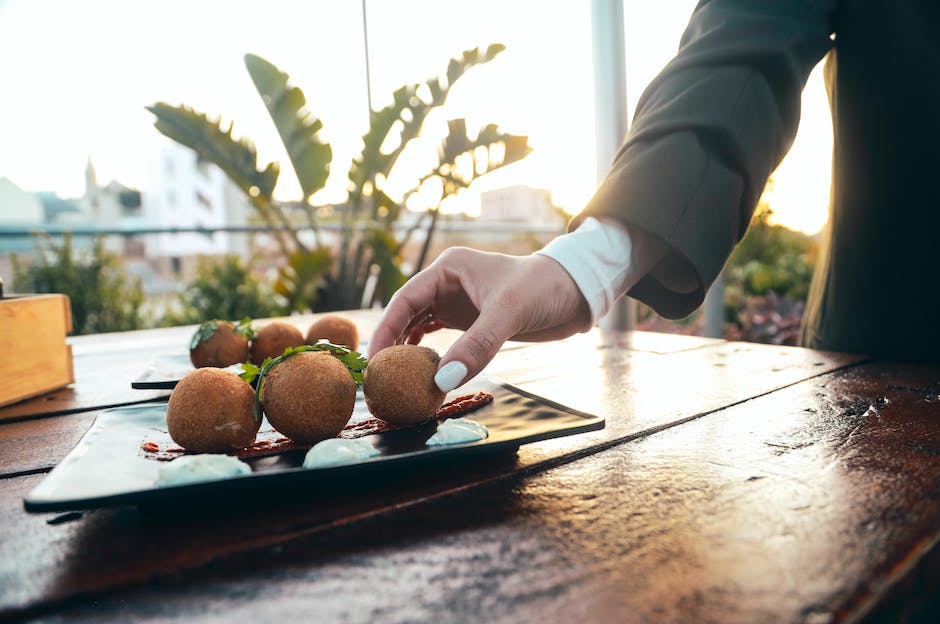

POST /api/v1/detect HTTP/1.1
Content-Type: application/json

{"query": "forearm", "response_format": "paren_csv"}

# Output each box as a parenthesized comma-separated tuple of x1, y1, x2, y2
(577, 0, 836, 319)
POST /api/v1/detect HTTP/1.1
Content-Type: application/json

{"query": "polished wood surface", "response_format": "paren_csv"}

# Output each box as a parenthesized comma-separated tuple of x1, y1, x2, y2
(2, 311, 939, 623)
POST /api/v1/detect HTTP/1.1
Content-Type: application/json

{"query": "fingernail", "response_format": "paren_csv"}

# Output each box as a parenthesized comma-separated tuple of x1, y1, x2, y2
(434, 361, 467, 393)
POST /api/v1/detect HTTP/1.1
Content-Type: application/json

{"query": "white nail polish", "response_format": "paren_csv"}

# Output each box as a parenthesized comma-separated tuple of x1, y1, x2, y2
(434, 361, 467, 393)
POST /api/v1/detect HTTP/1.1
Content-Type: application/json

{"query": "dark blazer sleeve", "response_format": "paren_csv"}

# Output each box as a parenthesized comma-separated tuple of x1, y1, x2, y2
(575, 0, 836, 318)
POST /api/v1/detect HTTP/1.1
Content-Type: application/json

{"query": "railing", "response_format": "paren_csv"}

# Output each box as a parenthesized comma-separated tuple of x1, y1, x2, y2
(0, 221, 566, 238)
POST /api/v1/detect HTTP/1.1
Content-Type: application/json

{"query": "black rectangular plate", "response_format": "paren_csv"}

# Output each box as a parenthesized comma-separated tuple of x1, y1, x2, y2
(25, 378, 604, 512)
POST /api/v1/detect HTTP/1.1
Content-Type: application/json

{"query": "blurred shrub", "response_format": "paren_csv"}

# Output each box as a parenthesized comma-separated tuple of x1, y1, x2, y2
(160, 254, 281, 325)
(722, 203, 818, 345)
(724, 205, 817, 303)
(11, 234, 145, 335)
(723, 292, 805, 346)
(635, 198, 819, 346)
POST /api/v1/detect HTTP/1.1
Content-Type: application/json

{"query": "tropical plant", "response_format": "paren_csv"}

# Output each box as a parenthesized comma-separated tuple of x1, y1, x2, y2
(11, 234, 145, 335)
(724, 204, 817, 301)
(148, 44, 532, 312)
(160, 254, 282, 325)
(723, 202, 817, 311)
(636, 188, 819, 345)
(721, 193, 818, 344)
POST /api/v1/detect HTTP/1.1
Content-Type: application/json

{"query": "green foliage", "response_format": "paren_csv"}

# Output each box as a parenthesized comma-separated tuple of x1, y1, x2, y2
(244, 53, 332, 202)
(186, 317, 255, 350)
(149, 44, 531, 313)
(189, 320, 221, 350)
(162, 254, 281, 325)
(274, 247, 333, 313)
(233, 316, 256, 340)
(724, 206, 816, 301)
(11, 234, 144, 335)
(240, 341, 368, 425)
(146, 102, 279, 201)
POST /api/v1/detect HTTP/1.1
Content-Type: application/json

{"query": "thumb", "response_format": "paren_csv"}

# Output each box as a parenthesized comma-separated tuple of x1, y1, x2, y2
(433, 310, 513, 393)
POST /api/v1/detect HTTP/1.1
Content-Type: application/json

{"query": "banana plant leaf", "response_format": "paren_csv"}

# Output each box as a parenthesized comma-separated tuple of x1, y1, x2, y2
(347, 44, 506, 212)
(274, 247, 334, 312)
(435, 119, 533, 193)
(244, 54, 332, 202)
(364, 228, 407, 306)
(147, 102, 279, 201)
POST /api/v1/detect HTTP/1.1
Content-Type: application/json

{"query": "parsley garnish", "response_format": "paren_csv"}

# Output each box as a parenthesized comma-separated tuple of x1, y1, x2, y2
(239, 341, 368, 425)
(233, 316, 256, 340)
(189, 320, 220, 350)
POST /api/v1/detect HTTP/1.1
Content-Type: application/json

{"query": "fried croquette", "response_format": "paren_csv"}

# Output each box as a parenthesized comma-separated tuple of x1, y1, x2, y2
(166, 367, 259, 452)
(363, 344, 446, 425)
(305, 315, 360, 351)
(189, 320, 250, 368)
(261, 351, 357, 443)
(250, 321, 304, 364)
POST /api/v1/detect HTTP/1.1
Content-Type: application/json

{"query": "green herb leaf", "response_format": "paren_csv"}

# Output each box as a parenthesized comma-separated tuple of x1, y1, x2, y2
(304, 340, 368, 384)
(239, 361, 261, 384)
(234, 316, 256, 340)
(189, 320, 219, 350)
(243, 341, 368, 426)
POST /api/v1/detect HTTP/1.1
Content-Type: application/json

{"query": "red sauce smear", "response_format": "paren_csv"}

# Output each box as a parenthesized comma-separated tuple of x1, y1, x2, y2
(140, 390, 494, 462)
(435, 392, 493, 418)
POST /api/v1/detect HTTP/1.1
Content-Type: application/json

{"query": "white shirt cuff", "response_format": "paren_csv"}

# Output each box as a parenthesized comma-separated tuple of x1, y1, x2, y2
(534, 217, 633, 324)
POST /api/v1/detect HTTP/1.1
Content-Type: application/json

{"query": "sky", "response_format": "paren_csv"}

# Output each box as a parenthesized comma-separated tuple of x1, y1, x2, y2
(0, 0, 832, 234)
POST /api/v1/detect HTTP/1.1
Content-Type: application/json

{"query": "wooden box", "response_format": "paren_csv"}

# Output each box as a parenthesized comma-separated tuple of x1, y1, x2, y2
(0, 294, 74, 407)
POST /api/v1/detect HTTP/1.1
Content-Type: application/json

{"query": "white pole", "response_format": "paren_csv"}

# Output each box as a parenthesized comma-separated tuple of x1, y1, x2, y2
(703, 271, 725, 338)
(361, 0, 374, 116)
(591, 0, 635, 332)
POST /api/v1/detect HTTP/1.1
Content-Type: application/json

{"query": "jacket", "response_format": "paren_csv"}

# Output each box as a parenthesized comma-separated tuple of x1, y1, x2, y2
(578, 0, 940, 362)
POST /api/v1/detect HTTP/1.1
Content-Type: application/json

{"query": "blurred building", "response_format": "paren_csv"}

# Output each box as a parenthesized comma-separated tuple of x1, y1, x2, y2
(80, 159, 145, 257)
(142, 143, 252, 276)
(0, 178, 46, 280)
(478, 184, 565, 226)
(0, 177, 44, 228)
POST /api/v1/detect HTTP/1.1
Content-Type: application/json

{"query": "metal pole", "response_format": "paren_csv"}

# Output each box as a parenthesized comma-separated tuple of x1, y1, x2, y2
(591, 0, 635, 332)
(703, 270, 725, 338)
(361, 0, 374, 116)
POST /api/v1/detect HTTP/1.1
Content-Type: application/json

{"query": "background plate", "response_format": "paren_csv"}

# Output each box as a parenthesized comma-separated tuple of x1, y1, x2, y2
(131, 354, 198, 390)
(132, 337, 373, 390)
(25, 379, 604, 512)
(132, 354, 247, 390)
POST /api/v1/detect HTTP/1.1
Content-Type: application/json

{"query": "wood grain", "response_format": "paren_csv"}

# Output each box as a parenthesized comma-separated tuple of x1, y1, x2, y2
(5, 361, 937, 623)
(12, 316, 940, 624)
(0, 339, 873, 621)
(0, 295, 73, 408)
(0, 333, 863, 479)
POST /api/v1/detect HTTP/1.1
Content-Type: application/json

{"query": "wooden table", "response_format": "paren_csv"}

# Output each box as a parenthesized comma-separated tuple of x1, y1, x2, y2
(3, 310, 940, 623)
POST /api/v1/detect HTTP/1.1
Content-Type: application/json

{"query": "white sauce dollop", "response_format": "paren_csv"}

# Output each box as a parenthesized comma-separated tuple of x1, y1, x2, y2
(426, 418, 489, 446)
(303, 437, 380, 468)
(155, 454, 251, 486)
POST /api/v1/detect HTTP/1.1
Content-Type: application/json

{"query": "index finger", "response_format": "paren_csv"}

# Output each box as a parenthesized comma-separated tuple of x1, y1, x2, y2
(368, 270, 438, 359)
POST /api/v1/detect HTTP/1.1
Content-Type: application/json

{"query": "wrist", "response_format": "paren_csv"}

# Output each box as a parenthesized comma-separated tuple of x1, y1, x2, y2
(535, 217, 634, 323)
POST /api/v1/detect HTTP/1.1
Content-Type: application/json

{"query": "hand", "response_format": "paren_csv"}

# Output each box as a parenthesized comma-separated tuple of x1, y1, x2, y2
(369, 247, 592, 392)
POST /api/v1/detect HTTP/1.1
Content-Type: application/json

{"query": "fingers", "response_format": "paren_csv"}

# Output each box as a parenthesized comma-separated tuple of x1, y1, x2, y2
(434, 307, 515, 392)
(405, 319, 448, 345)
(369, 247, 483, 359)
(368, 273, 438, 359)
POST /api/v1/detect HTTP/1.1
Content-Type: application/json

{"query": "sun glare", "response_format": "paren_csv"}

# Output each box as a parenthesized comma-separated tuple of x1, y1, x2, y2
(0, 0, 831, 236)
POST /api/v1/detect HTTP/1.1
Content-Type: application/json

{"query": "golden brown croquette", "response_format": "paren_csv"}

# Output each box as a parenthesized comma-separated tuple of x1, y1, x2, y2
(261, 351, 356, 443)
(363, 344, 446, 425)
(189, 320, 250, 368)
(250, 321, 305, 364)
(166, 368, 259, 452)
(305, 315, 360, 351)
